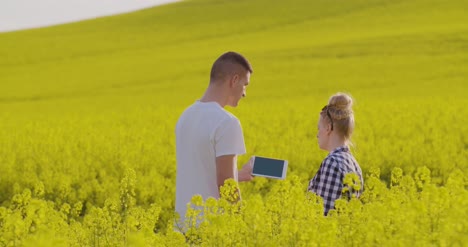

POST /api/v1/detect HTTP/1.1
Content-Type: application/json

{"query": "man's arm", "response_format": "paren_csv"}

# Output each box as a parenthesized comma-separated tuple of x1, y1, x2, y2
(216, 154, 237, 189)
(216, 154, 241, 200)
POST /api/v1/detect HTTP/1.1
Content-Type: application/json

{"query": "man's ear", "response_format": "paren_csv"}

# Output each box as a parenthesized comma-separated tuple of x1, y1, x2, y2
(229, 74, 239, 88)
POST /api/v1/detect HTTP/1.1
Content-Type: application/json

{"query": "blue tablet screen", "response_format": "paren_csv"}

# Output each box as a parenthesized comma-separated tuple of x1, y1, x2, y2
(253, 157, 285, 177)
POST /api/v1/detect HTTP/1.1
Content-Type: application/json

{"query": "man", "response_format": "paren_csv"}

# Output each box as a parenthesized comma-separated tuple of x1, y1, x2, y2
(175, 51, 254, 225)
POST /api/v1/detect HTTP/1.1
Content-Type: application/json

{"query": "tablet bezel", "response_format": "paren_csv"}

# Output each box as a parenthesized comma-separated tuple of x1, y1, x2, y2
(251, 156, 288, 180)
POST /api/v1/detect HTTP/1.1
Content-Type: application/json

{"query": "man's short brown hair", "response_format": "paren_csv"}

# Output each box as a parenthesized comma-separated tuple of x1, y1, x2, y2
(210, 51, 253, 83)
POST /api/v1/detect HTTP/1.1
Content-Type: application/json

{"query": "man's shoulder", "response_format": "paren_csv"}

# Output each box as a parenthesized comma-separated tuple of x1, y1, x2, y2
(219, 109, 238, 121)
(177, 102, 239, 128)
(194, 102, 239, 122)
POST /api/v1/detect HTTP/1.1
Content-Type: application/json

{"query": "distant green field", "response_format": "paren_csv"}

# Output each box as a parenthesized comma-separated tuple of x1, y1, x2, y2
(0, 0, 467, 245)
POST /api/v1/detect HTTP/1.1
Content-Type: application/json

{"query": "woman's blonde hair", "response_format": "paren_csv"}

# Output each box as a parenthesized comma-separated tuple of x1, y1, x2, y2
(321, 92, 355, 143)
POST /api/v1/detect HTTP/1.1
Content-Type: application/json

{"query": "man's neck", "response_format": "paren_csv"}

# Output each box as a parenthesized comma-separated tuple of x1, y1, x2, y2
(200, 86, 228, 107)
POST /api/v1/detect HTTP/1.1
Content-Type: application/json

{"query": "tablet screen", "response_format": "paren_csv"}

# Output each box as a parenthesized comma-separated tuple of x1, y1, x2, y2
(252, 156, 287, 179)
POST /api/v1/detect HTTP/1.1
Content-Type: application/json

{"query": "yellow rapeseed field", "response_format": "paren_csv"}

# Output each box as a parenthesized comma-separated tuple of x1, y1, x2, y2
(0, 0, 467, 245)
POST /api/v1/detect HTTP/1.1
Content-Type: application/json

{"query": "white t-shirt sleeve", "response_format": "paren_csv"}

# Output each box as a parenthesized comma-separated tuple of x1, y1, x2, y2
(213, 117, 246, 157)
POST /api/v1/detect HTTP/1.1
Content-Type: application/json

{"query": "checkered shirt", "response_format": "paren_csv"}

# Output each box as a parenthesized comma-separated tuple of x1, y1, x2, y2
(308, 146, 364, 215)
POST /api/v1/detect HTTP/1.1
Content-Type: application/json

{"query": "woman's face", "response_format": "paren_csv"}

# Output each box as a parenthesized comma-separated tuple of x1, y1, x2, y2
(317, 115, 330, 150)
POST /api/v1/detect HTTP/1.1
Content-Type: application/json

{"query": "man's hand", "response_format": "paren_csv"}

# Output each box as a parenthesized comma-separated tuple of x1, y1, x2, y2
(238, 157, 254, 182)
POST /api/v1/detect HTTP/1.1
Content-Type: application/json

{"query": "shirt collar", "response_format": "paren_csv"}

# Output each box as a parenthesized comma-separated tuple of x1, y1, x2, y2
(330, 145, 349, 155)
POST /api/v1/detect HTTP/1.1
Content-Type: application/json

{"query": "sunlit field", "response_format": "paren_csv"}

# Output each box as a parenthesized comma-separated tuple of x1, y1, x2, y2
(0, 0, 467, 245)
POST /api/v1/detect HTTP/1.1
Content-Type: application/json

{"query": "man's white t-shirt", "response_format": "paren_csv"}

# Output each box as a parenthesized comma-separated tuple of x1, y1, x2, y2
(175, 101, 246, 221)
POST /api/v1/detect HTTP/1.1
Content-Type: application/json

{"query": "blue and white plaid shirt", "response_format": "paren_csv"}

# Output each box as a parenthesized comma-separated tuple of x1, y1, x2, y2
(308, 146, 364, 215)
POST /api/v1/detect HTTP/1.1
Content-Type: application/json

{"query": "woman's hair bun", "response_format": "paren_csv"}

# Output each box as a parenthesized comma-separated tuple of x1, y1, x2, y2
(327, 93, 353, 120)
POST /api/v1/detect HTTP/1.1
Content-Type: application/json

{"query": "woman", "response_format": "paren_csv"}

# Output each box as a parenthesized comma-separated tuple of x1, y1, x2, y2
(308, 93, 364, 215)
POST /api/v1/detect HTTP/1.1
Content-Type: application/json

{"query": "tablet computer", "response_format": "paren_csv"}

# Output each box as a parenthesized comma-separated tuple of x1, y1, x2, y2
(252, 156, 288, 180)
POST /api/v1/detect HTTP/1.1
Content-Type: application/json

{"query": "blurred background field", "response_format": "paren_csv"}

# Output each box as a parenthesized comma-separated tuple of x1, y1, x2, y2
(0, 0, 467, 245)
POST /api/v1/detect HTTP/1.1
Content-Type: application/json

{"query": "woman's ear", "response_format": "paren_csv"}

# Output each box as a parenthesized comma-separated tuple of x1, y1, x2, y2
(326, 124, 332, 135)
